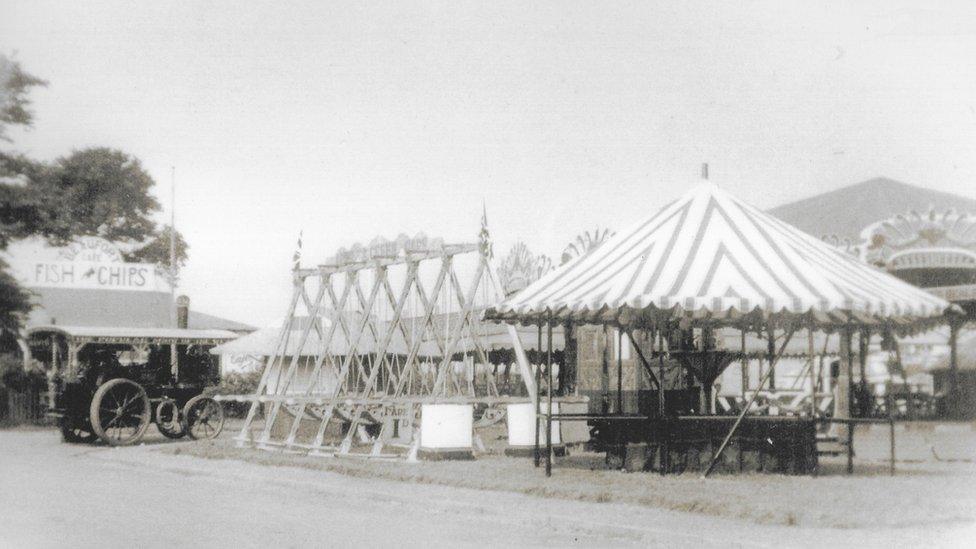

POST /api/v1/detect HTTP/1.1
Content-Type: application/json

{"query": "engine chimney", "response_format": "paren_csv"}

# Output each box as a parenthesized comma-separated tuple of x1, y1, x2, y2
(176, 295, 190, 329)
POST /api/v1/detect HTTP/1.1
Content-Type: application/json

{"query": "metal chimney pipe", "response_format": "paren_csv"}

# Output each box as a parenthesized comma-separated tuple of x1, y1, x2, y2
(176, 295, 190, 329)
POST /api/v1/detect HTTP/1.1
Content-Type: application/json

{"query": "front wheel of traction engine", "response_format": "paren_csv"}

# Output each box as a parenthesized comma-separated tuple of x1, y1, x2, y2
(182, 395, 224, 440)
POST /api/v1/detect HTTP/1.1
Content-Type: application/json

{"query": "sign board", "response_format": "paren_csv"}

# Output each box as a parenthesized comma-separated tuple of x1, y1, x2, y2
(24, 261, 161, 292)
(5, 236, 169, 293)
(56, 236, 125, 263)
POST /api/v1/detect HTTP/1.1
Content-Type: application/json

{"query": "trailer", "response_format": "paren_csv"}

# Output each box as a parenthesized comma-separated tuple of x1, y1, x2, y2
(26, 326, 237, 446)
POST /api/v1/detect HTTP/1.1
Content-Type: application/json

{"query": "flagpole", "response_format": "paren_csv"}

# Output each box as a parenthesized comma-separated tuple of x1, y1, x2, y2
(170, 165, 176, 326)
(169, 166, 178, 381)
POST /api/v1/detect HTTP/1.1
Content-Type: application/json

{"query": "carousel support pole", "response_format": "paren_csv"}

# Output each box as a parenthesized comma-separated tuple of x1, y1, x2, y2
(808, 327, 816, 417)
(836, 325, 853, 459)
(846, 418, 854, 474)
(766, 326, 776, 391)
(534, 320, 543, 468)
(658, 324, 667, 417)
(616, 329, 623, 414)
(948, 316, 961, 419)
(740, 330, 749, 400)
(892, 337, 912, 420)
(601, 324, 610, 414)
(658, 323, 668, 475)
(703, 324, 795, 478)
(858, 331, 869, 417)
(545, 310, 554, 478)
(888, 395, 896, 476)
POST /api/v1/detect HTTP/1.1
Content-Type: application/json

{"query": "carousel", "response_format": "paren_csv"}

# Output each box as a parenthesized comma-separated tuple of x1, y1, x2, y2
(486, 181, 957, 476)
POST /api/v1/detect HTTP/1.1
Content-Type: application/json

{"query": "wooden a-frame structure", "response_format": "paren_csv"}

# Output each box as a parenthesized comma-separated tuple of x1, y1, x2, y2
(228, 234, 536, 457)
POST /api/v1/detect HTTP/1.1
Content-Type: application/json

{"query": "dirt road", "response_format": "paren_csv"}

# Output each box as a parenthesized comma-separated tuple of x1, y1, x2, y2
(1, 430, 972, 548)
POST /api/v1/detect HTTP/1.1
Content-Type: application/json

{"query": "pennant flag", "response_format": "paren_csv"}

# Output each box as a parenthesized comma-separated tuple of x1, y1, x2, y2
(479, 202, 493, 260)
(292, 230, 303, 270)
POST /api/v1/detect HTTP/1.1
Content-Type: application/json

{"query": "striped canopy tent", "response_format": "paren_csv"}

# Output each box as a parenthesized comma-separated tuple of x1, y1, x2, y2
(486, 182, 953, 332)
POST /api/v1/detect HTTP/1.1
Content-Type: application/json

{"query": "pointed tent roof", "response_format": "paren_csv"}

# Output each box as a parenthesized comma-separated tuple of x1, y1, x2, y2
(486, 182, 953, 330)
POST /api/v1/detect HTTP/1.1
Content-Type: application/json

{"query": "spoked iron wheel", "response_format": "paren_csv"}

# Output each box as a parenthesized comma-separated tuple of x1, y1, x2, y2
(89, 378, 151, 446)
(155, 399, 186, 439)
(182, 395, 224, 440)
(60, 418, 98, 444)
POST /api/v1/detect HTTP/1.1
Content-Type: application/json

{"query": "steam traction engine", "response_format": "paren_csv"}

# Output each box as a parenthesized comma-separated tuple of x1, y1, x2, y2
(27, 326, 236, 445)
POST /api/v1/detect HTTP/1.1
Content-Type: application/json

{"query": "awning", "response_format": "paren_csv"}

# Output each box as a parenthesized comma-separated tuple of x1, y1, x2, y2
(486, 182, 954, 331)
(26, 325, 239, 346)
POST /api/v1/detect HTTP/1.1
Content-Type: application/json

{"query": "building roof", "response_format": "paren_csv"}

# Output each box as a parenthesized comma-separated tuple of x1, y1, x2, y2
(187, 310, 256, 333)
(22, 286, 254, 333)
(26, 325, 238, 345)
(487, 182, 952, 329)
(25, 287, 172, 328)
(767, 177, 976, 242)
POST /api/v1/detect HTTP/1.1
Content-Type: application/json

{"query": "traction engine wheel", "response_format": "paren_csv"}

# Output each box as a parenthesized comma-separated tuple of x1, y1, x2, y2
(155, 399, 186, 439)
(89, 378, 151, 446)
(182, 395, 224, 440)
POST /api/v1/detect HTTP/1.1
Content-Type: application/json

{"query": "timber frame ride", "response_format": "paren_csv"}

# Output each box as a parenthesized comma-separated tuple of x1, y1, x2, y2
(27, 326, 236, 446)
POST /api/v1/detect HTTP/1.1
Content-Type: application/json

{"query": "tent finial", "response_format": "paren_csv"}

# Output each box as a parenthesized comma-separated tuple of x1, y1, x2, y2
(701, 163, 709, 181)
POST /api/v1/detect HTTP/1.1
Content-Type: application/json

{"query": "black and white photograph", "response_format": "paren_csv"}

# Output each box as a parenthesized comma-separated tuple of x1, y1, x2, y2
(1, 1, 975, 547)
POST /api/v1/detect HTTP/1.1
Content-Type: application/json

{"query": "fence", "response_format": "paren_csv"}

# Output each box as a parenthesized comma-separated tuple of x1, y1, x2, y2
(0, 388, 45, 425)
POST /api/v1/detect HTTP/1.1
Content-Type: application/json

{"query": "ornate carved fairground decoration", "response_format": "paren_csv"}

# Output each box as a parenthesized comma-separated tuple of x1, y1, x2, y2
(859, 207, 976, 418)
(498, 242, 554, 297)
(861, 207, 976, 311)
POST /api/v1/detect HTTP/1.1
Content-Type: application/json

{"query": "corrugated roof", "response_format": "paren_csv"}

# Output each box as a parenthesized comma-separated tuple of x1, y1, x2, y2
(487, 182, 952, 328)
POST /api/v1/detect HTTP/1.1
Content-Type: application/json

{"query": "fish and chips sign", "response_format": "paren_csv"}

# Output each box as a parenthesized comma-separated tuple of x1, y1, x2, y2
(13, 236, 165, 293)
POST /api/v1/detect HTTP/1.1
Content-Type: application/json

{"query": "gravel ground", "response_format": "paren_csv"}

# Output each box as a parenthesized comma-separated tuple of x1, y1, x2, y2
(176, 419, 976, 529)
(2, 423, 974, 547)
(0, 431, 973, 548)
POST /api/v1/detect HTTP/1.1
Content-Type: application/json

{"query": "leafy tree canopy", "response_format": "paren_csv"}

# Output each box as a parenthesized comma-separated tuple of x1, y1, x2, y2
(1, 56, 190, 330)
(0, 53, 47, 142)
(36, 147, 161, 242)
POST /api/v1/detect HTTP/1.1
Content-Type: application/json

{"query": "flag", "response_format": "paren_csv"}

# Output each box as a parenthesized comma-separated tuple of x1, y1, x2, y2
(292, 230, 303, 270)
(479, 202, 493, 260)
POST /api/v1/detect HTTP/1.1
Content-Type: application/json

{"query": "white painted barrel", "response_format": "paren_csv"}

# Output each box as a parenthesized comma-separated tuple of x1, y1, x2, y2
(420, 404, 473, 451)
(506, 402, 560, 447)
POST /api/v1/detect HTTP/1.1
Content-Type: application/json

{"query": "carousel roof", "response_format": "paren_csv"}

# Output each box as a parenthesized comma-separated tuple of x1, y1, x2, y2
(486, 182, 953, 330)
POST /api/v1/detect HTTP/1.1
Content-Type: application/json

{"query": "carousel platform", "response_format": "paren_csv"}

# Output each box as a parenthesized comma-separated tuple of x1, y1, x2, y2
(581, 414, 818, 475)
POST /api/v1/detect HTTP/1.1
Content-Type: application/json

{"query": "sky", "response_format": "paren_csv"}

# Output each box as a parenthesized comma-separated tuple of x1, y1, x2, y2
(2, 0, 976, 327)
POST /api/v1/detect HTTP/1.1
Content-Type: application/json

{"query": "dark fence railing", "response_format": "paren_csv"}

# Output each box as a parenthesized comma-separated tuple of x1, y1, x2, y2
(0, 388, 45, 425)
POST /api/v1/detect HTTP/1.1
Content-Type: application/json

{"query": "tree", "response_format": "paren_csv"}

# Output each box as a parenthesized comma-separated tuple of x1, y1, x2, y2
(123, 224, 190, 284)
(0, 152, 57, 247)
(0, 54, 47, 329)
(1, 57, 189, 330)
(35, 147, 161, 242)
(0, 53, 47, 142)
(0, 261, 31, 332)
